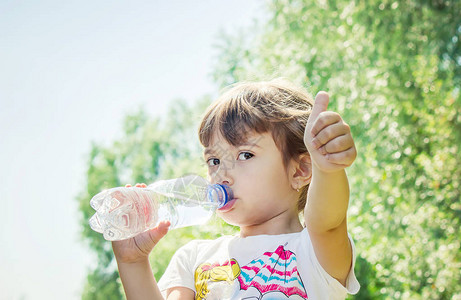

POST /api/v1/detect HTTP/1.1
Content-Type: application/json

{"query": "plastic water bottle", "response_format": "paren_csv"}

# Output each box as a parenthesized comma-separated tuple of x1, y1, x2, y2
(88, 174, 233, 241)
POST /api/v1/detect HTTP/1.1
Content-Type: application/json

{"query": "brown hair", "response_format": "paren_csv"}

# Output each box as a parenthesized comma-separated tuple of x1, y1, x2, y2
(198, 79, 314, 212)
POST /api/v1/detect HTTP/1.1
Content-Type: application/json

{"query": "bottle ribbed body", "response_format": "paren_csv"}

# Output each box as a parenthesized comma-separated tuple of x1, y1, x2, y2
(89, 175, 232, 241)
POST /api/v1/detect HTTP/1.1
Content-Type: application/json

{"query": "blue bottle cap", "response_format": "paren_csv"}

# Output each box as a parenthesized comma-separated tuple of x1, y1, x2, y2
(207, 184, 233, 208)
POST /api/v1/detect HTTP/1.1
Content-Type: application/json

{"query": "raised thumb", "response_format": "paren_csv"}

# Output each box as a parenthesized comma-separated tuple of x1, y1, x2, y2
(308, 91, 330, 127)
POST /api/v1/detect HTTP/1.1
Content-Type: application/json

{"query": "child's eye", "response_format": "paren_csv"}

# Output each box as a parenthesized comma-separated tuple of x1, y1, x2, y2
(207, 158, 220, 166)
(237, 152, 254, 161)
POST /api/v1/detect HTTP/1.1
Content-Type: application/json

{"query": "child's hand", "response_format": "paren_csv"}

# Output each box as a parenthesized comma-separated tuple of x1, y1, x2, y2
(112, 183, 170, 264)
(304, 92, 357, 173)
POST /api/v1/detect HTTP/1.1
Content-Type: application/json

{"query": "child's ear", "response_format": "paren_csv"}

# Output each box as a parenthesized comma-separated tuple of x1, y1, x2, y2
(290, 153, 312, 190)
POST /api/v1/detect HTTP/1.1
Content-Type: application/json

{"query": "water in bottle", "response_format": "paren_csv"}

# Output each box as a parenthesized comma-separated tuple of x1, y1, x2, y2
(88, 174, 233, 241)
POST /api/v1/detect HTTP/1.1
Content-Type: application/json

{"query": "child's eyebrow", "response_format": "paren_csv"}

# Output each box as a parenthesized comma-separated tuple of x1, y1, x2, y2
(203, 148, 214, 156)
(238, 142, 261, 149)
(203, 142, 261, 156)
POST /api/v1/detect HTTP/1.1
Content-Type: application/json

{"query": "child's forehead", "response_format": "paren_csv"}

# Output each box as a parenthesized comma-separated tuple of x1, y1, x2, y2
(203, 131, 271, 154)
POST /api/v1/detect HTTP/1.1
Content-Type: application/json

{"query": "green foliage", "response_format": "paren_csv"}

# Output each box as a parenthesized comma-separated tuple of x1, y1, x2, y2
(211, 0, 461, 298)
(81, 268, 123, 300)
(77, 97, 239, 298)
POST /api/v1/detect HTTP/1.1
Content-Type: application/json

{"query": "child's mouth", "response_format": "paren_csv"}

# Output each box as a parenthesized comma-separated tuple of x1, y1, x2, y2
(218, 199, 237, 212)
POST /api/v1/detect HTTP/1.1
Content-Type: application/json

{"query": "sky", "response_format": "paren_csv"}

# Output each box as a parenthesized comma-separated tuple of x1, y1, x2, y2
(0, 1, 264, 299)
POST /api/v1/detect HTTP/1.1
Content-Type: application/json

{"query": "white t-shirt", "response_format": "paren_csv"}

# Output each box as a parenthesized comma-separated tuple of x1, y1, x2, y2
(158, 228, 360, 299)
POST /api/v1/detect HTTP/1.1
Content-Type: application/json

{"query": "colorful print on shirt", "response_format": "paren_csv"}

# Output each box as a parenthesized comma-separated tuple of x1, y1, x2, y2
(194, 259, 241, 300)
(194, 245, 308, 299)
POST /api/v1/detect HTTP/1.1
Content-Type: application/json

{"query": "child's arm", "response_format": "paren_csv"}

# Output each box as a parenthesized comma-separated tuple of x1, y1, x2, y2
(116, 257, 163, 299)
(112, 220, 170, 299)
(112, 187, 196, 299)
(116, 255, 195, 300)
(109, 184, 169, 299)
(303, 92, 357, 286)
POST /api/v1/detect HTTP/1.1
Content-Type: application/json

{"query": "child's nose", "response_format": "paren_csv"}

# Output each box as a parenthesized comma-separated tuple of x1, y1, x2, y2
(221, 179, 231, 186)
(214, 164, 233, 186)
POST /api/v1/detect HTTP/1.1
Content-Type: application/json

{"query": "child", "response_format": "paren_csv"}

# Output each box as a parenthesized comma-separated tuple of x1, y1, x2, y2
(112, 79, 360, 299)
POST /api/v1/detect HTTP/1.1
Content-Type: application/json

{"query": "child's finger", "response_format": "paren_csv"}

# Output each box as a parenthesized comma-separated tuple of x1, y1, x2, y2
(319, 134, 354, 154)
(148, 221, 171, 244)
(310, 111, 341, 138)
(311, 121, 349, 149)
(325, 147, 357, 166)
(307, 92, 330, 133)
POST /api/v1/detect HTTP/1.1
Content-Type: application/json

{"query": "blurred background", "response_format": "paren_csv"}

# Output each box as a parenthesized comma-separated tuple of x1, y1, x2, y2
(0, 1, 263, 299)
(1, 0, 460, 299)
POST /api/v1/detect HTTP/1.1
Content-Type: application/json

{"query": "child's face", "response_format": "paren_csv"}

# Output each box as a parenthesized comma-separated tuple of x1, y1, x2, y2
(203, 131, 300, 228)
